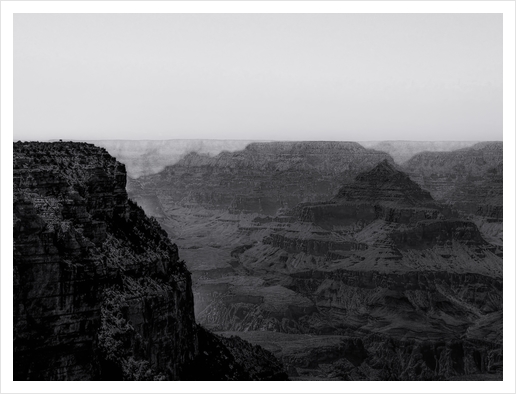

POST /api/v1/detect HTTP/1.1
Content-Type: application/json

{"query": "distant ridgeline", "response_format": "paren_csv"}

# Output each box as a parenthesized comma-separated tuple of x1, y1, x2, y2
(358, 141, 480, 164)
(127, 141, 393, 217)
(13, 141, 287, 380)
(91, 139, 502, 222)
(123, 140, 502, 222)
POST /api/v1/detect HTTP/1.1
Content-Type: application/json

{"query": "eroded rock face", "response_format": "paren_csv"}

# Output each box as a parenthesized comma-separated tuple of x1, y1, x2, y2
(13, 141, 288, 381)
(14, 141, 199, 380)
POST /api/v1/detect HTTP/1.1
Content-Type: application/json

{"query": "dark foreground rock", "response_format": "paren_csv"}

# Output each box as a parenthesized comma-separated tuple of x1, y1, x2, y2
(181, 325, 288, 381)
(13, 141, 287, 380)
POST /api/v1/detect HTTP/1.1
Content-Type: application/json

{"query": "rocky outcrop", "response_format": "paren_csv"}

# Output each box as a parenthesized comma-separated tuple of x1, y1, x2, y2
(295, 160, 446, 226)
(13, 141, 287, 381)
(14, 141, 198, 380)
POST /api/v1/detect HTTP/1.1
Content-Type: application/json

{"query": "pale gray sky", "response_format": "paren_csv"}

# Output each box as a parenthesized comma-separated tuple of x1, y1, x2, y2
(14, 13, 502, 142)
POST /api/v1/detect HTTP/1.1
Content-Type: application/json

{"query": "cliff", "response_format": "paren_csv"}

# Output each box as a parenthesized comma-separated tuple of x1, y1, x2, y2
(13, 141, 286, 381)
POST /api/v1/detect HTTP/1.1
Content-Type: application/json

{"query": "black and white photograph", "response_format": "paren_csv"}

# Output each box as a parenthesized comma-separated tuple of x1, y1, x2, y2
(2, 1, 515, 392)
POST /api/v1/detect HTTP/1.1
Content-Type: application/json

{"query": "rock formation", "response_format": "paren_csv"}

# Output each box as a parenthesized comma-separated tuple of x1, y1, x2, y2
(123, 141, 502, 380)
(334, 159, 435, 206)
(13, 141, 287, 381)
(293, 160, 445, 228)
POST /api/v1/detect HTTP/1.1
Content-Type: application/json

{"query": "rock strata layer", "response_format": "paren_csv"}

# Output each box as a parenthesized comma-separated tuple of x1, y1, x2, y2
(125, 141, 503, 380)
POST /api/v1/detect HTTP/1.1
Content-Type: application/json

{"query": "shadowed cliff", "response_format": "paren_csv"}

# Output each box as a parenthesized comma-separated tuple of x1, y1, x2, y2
(13, 141, 287, 381)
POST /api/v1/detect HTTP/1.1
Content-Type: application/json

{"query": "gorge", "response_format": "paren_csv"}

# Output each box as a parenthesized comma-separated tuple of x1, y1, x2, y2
(13, 139, 503, 381)
(123, 140, 503, 380)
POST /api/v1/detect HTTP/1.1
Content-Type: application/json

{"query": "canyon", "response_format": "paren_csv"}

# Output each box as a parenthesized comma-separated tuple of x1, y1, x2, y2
(15, 139, 502, 380)
(122, 140, 503, 380)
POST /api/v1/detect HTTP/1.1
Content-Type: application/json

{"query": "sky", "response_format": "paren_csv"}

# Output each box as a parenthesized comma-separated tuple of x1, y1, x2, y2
(14, 13, 502, 142)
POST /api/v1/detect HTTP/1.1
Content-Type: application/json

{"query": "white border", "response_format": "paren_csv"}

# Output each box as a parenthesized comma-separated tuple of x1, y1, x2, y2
(1, 2, 515, 393)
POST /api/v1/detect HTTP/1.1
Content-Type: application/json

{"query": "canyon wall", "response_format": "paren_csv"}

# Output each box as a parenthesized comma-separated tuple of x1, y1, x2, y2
(13, 141, 286, 381)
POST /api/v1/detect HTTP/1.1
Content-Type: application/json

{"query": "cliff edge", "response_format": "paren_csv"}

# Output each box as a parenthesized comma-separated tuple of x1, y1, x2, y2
(13, 141, 286, 380)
